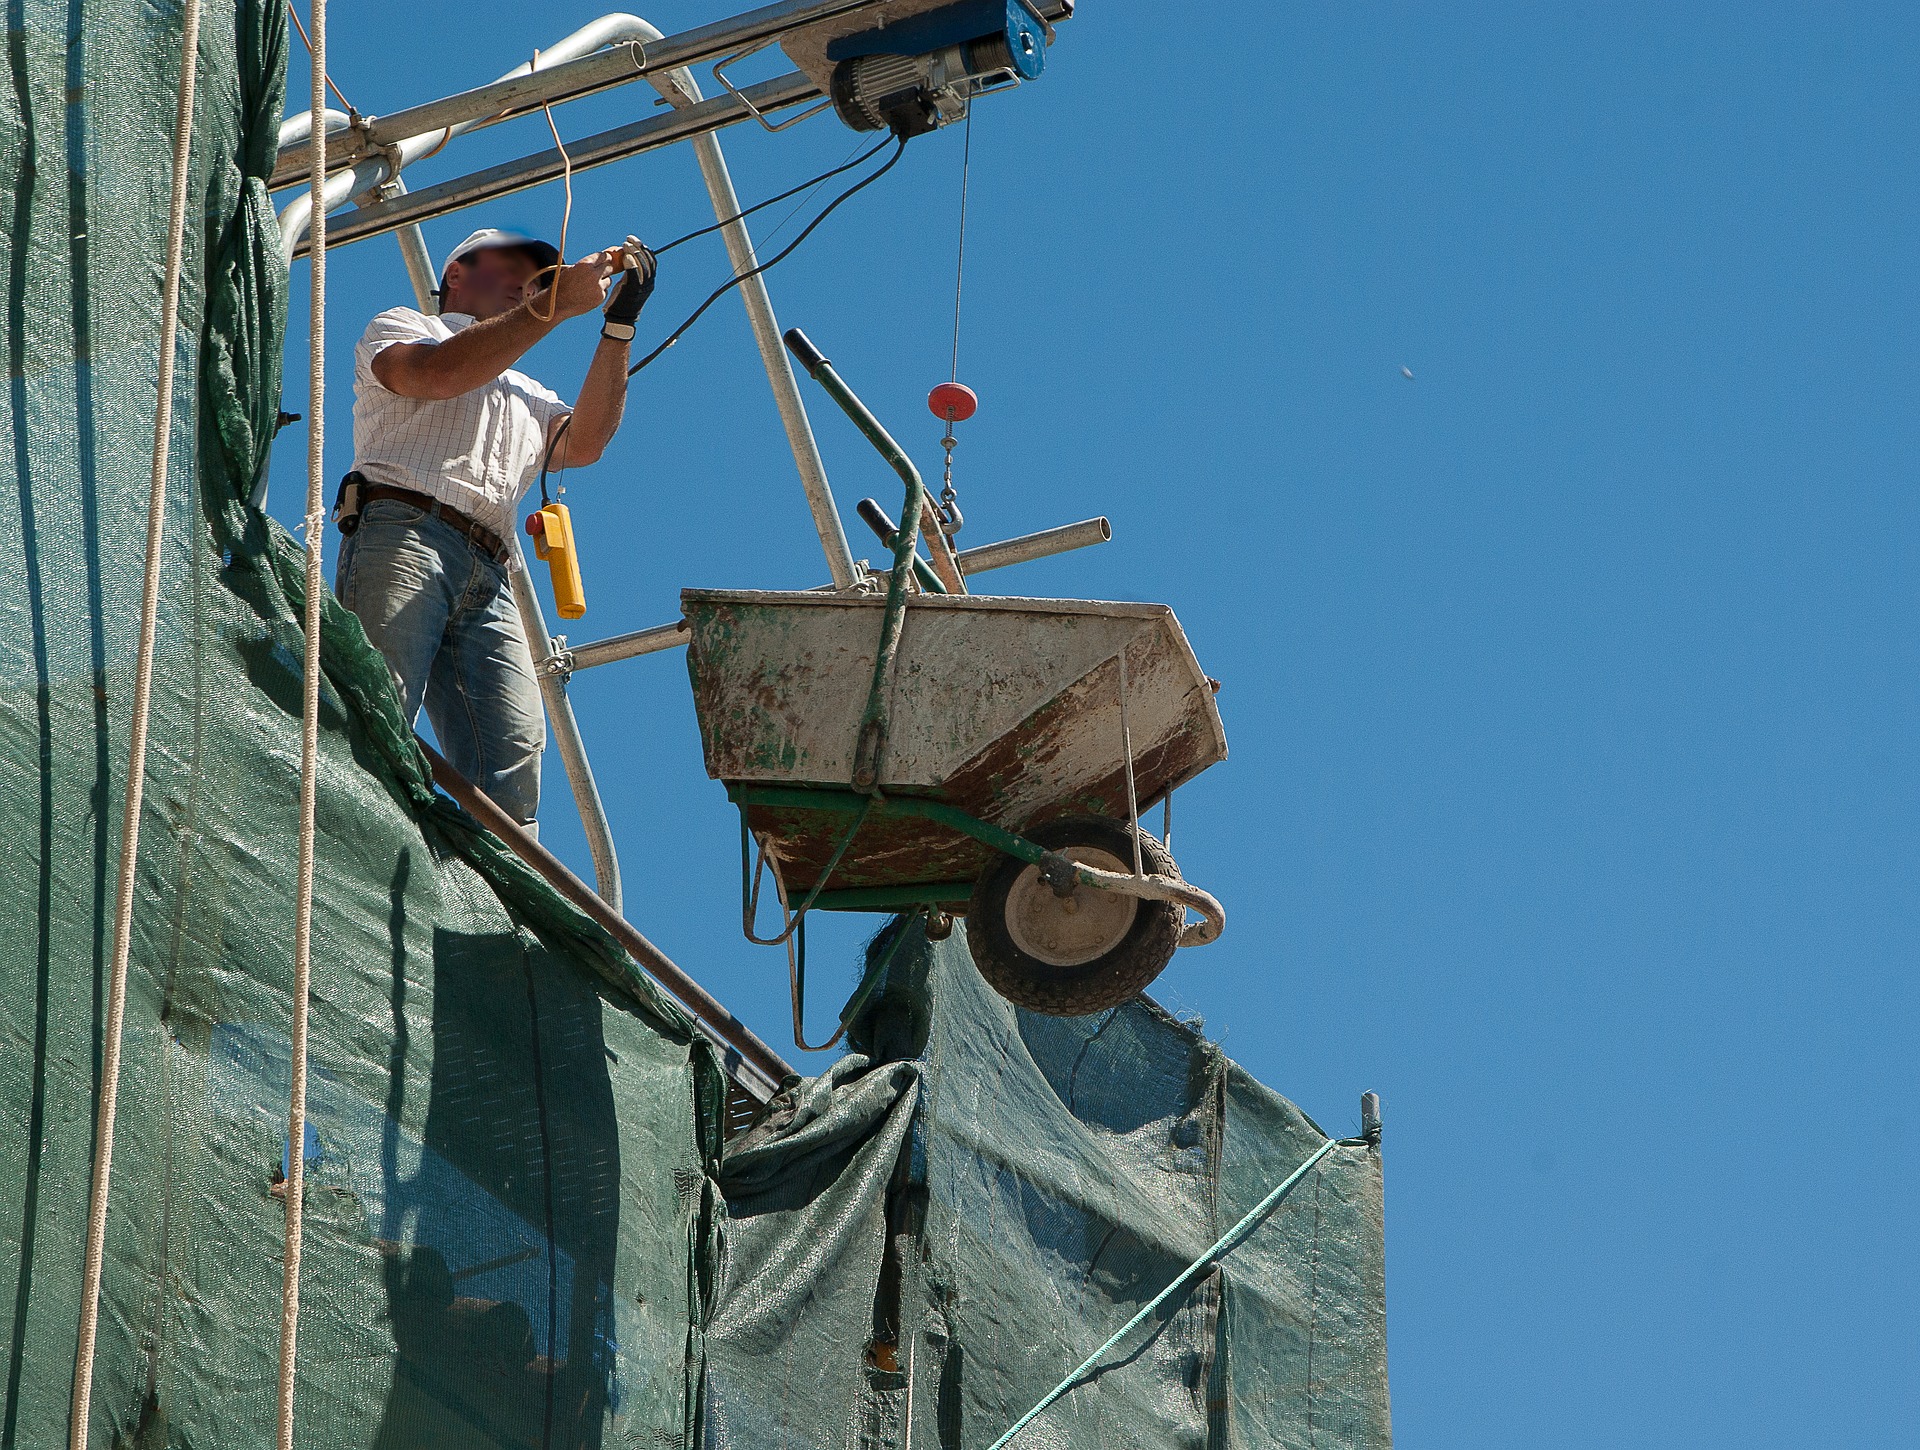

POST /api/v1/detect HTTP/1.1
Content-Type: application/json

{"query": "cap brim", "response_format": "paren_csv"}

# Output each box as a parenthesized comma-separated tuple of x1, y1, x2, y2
(452, 239, 561, 271)
(514, 241, 561, 271)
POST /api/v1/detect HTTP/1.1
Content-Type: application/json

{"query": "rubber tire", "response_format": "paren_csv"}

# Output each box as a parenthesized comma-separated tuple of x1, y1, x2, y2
(965, 816, 1182, 1017)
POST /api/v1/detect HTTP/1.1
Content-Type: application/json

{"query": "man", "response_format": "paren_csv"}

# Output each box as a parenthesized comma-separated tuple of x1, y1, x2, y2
(336, 227, 655, 829)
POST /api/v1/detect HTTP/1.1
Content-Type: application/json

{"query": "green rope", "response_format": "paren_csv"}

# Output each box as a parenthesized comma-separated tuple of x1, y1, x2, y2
(984, 1136, 1343, 1450)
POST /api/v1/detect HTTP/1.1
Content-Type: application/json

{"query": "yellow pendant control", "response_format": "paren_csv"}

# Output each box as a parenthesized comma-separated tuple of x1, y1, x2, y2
(526, 502, 586, 620)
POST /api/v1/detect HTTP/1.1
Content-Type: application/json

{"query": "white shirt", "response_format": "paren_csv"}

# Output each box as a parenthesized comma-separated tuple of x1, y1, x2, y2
(351, 307, 572, 539)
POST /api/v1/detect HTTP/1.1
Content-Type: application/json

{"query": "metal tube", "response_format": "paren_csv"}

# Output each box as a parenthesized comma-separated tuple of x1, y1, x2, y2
(955, 516, 1111, 576)
(855, 497, 946, 594)
(509, 541, 625, 914)
(271, 44, 651, 189)
(784, 330, 933, 786)
(279, 14, 690, 251)
(686, 120, 859, 589)
(271, 0, 893, 186)
(286, 73, 820, 256)
(418, 737, 793, 1097)
(389, 203, 439, 312)
(565, 514, 1120, 674)
(565, 618, 690, 670)
(278, 107, 351, 151)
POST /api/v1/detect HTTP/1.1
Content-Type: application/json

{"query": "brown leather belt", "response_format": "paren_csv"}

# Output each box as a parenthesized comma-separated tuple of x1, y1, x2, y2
(359, 484, 510, 563)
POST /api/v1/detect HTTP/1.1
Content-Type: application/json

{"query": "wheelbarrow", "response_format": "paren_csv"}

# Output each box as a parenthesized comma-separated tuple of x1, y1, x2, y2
(684, 330, 1229, 1037)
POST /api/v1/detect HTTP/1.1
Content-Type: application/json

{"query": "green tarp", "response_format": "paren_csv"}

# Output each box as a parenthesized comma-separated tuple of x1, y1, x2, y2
(706, 921, 1390, 1449)
(1, 2, 722, 1443)
(0, 0, 1390, 1445)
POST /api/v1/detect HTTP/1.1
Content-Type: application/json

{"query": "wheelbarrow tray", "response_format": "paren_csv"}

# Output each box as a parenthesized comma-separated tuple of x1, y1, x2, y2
(682, 588, 1227, 900)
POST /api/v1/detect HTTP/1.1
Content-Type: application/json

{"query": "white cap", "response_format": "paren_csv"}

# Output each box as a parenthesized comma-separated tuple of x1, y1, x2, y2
(441, 227, 560, 274)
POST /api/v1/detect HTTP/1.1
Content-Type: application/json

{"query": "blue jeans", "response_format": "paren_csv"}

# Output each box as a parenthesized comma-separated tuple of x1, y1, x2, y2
(336, 498, 544, 826)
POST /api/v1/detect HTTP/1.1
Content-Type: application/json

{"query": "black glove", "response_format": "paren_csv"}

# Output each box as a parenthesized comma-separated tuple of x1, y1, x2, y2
(601, 240, 656, 342)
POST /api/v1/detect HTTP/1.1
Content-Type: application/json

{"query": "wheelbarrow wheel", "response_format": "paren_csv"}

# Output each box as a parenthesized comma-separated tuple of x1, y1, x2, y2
(965, 816, 1182, 1017)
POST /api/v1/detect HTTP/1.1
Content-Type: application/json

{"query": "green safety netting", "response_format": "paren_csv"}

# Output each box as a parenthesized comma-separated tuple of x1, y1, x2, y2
(705, 920, 1390, 1449)
(1, 1, 722, 1445)
(0, 0, 1390, 1446)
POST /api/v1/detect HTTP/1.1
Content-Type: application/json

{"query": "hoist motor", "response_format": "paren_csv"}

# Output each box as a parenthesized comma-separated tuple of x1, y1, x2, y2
(826, 0, 1052, 138)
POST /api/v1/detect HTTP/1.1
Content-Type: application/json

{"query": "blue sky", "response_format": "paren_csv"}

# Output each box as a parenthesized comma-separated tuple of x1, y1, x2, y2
(269, 4, 1919, 1444)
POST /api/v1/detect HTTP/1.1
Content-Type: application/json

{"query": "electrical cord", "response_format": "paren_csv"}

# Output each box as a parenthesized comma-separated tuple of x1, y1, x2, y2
(538, 133, 908, 500)
(653, 135, 893, 257)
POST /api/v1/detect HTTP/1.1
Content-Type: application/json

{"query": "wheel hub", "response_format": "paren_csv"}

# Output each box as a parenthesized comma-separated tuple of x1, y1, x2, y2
(1002, 846, 1138, 967)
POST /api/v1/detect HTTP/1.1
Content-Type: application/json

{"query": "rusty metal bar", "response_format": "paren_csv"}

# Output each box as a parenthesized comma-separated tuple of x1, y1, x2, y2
(421, 737, 794, 1095)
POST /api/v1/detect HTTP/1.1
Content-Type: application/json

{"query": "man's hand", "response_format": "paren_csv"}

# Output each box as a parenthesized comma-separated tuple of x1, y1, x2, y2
(600, 237, 658, 342)
(535, 248, 623, 322)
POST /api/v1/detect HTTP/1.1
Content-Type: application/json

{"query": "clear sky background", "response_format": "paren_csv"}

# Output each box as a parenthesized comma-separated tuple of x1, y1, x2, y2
(268, 3, 1918, 1443)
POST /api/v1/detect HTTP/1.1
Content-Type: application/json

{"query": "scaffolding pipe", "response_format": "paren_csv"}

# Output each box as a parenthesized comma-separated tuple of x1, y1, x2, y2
(275, 3, 885, 248)
(286, 72, 820, 256)
(270, 0, 894, 185)
(509, 539, 624, 914)
(563, 518, 1116, 671)
(563, 618, 690, 671)
(388, 186, 439, 313)
(278, 106, 351, 151)
(957, 516, 1111, 576)
(270, 45, 651, 189)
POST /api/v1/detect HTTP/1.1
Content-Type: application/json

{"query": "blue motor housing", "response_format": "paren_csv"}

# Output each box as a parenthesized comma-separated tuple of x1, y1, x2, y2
(827, 1, 1048, 80)
(828, 1, 1050, 135)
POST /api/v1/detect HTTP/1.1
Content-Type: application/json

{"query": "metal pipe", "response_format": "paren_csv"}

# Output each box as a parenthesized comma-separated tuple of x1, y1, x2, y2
(280, 14, 687, 253)
(784, 328, 933, 788)
(271, 0, 895, 186)
(278, 107, 351, 151)
(286, 72, 820, 256)
(956, 516, 1111, 576)
(271, 44, 651, 190)
(683, 97, 858, 589)
(275, 0, 1075, 248)
(509, 540, 625, 914)
(389, 193, 439, 312)
(565, 618, 690, 671)
(418, 736, 793, 1097)
(568, 515, 1119, 674)
(855, 498, 945, 595)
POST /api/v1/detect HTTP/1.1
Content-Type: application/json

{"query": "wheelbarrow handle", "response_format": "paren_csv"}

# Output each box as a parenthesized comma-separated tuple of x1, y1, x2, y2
(783, 327, 830, 377)
(857, 498, 947, 595)
(1055, 856, 1228, 948)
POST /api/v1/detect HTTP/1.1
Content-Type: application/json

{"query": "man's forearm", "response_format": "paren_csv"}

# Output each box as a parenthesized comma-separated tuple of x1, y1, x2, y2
(379, 302, 557, 400)
(561, 337, 630, 465)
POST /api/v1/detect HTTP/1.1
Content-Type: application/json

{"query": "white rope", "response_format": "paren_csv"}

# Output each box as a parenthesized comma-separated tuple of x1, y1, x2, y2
(67, 0, 204, 1441)
(277, 0, 328, 1441)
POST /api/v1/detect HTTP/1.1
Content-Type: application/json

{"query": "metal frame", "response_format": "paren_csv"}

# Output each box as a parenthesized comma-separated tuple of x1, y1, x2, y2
(268, 1, 1103, 1087)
